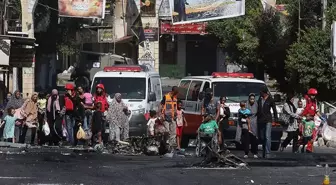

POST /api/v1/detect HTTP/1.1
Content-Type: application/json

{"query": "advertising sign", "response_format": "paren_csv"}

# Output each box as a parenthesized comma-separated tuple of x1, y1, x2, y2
(58, 0, 106, 18)
(169, 0, 245, 24)
(159, 0, 171, 17)
(140, 0, 156, 16)
(144, 28, 158, 41)
(98, 28, 113, 43)
(0, 39, 10, 66)
(160, 21, 207, 34)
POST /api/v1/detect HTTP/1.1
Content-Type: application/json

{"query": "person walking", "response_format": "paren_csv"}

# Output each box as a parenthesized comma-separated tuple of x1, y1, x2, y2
(64, 83, 77, 145)
(107, 93, 130, 141)
(161, 86, 179, 151)
(280, 94, 301, 153)
(46, 89, 63, 146)
(93, 84, 109, 143)
(19, 92, 38, 144)
(5, 90, 24, 142)
(37, 92, 47, 145)
(217, 96, 230, 150)
(246, 93, 259, 158)
(257, 87, 278, 159)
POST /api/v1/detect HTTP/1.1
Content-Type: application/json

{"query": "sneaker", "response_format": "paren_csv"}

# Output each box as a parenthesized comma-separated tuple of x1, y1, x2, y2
(253, 154, 258, 159)
(244, 155, 248, 159)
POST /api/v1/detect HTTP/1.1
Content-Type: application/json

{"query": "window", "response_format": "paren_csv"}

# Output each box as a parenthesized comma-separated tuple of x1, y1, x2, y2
(91, 77, 146, 99)
(178, 80, 191, 100)
(186, 81, 203, 101)
(203, 81, 210, 92)
(213, 82, 267, 102)
(148, 78, 152, 94)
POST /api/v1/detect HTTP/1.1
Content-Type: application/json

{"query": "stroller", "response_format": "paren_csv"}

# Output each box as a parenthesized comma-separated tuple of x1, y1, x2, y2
(195, 128, 219, 158)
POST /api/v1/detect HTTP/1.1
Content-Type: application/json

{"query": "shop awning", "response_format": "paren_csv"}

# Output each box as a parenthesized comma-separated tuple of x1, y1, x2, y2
(0, 35, 35, 46)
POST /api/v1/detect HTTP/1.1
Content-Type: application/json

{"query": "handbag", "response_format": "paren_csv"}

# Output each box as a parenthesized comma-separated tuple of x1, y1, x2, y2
(279, 106, 291, 124)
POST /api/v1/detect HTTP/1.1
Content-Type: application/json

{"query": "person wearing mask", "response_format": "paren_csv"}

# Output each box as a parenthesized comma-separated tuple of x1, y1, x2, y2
(301, 88, 319, 153)
(280, 94, 301, 153)
(19, 92, 38, 144)
(161, 86, 179, 151)
(64, 83, 77, 145)
(37, 92, 47, 145)
(217, 96, 230, 150)
(246, 93, 259, 158)
(46, 89, 63, 146)
(257, 87, 278, 159)
(93, 84, 109, 143)
(107, 93, 130, 141)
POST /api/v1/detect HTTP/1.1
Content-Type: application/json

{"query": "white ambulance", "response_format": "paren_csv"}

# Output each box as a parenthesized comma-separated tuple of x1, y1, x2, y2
(178, 72, 283, 150)
(91, 65, 162, 136)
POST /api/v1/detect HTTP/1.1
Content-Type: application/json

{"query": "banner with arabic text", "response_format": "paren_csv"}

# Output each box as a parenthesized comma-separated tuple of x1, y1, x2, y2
(58, 0, 106, 18)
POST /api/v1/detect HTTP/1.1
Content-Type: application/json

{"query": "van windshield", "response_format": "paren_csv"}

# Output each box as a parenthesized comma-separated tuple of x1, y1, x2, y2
(213, 82, 267, 102)
(91, 77, 146, 99)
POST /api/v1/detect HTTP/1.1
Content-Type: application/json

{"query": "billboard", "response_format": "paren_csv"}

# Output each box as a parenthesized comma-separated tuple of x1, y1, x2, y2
(169, 0, 245, 24)
(58, 0, 106, 18)
(140, 0, 156, 16)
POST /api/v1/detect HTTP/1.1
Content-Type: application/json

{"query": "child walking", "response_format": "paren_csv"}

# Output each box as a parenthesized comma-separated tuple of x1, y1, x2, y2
(2, 108, 17, 143)
(301, 114, 315, 153)
(176, 100, 187, 150)
(147, 110, 157, 136)
(91, 103, 103, 145)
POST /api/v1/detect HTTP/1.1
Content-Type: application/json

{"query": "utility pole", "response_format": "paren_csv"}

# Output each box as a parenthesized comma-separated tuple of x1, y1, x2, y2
(322, 0, 327, 30)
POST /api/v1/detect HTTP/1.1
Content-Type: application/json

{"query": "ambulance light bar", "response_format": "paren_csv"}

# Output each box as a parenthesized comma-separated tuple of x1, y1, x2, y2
(211, 72, 254, 78)
(103, 66, 142, 72)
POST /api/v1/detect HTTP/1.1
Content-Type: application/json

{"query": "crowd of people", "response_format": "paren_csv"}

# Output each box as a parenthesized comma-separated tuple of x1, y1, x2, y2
(0, 84, 322, 158)
(0, 83, 131, 148)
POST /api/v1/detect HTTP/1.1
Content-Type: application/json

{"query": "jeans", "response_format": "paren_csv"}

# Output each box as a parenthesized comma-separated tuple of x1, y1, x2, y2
(83, 111, 92, 130)
(259, 122, 272, 158)
(65, 115, 76, 144)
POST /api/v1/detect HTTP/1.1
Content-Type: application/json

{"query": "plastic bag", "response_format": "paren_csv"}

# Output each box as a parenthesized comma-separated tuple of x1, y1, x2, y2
(42, 121, 50, 136)
(76, 125, 86, 140)
(62, 125, 68, 138)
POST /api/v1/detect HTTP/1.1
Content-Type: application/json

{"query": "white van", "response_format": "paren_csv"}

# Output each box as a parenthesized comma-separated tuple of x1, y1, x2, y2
(178, 72, 283, 150)
(91, 65, 162, 136)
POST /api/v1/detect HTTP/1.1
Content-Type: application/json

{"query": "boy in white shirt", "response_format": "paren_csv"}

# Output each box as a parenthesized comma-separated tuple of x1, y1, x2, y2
(147, 110, 157, 136)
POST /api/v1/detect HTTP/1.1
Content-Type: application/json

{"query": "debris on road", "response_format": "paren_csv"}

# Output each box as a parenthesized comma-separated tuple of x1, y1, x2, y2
(193, 148, 248, 169)
(108, 136, 169, 156)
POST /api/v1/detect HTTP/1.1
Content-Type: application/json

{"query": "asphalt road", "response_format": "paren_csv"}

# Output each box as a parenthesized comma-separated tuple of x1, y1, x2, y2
(0, 146, 335, 185)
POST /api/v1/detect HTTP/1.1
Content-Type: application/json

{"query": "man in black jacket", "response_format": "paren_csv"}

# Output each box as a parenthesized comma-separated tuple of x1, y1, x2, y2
(257, 87, 278, 158)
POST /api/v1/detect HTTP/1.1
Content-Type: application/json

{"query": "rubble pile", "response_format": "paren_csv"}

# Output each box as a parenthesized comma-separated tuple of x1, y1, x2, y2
(193, 149, 248, 169)
(108, 136, 168, 156)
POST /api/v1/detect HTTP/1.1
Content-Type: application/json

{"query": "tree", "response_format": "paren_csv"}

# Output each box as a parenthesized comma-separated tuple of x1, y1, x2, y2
(285, 28, 336, 100)
(207, 0, 286, 83)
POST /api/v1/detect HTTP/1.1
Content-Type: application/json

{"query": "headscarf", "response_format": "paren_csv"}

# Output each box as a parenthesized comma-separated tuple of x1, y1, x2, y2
(47, 89, 60, 119)
(6, 90, 24, 109)
(286, 93, 297, 113)
(23, 92, 38, 127)
(107, 93, 128, 128)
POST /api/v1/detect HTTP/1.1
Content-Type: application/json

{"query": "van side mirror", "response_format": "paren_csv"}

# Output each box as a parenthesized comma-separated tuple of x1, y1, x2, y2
(148, 92, 156, 102)
(273, 94, 281, 103)
(198, 91, 205, 101)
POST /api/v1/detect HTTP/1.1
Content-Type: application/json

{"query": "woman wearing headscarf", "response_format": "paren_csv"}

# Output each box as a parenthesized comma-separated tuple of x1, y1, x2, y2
(280, 93, 301, 153)
(45, 89, 64, 146)
(5, 90, 24, 142)
(106, 93, 130, 141)
(4, 90, 24, 116)
(246, 93, 259, 158)
(19, 92, 38, 144)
